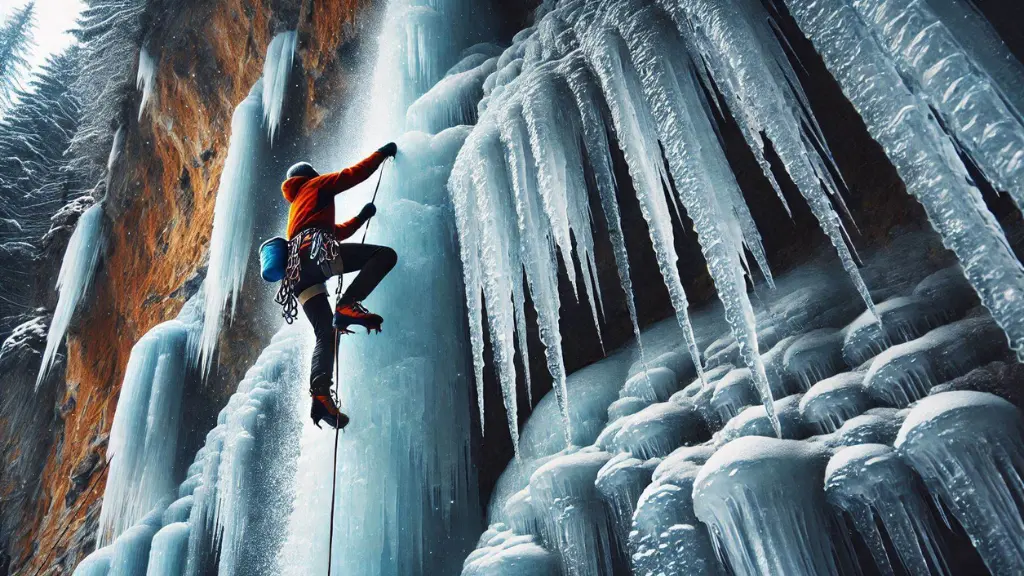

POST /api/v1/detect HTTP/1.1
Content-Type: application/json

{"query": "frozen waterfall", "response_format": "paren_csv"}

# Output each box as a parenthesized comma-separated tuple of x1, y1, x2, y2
(36, 201, 106, 389)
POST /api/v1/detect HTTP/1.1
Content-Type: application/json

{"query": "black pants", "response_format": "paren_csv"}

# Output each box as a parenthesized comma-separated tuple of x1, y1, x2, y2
(295, 243, 397, 388)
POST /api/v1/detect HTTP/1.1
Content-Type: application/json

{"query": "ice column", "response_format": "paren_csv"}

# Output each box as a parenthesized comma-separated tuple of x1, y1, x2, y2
(198, 80, 264, 373)
(784, 0, 1024, 360)
(262, 31, 297, 141)
(137, 47, 157, 120)
(37, 201, 106, 388)
(97, 294, 203, 545)
(896, 391, 1024, 573)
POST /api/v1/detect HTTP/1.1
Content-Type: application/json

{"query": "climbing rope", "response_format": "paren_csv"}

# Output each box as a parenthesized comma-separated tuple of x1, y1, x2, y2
(326, 157, 390, 576)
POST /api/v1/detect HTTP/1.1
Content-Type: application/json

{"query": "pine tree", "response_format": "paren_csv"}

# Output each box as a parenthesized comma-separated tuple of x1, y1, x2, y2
(0, 47, 83, 339)
(0, 2, 35, 111)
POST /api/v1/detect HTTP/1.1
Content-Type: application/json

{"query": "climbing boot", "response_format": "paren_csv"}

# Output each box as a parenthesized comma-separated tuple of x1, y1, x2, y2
(334, 301, 383, 334)
(310, 375, 349, 430)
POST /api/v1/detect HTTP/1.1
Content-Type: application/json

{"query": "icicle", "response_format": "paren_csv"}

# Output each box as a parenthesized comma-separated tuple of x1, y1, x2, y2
(407, 56, 498, 134)
(560, 52, 644, 353)
(666, 0, 876, 316)
(577, 21, 705, 381)
(825, 444, 950, 575)
(98, 295, 202, 546)
(783, 0, 1024, 361)
(849, 0, 1024, 211)
(896, 391, 1024, 573)
(198, 80, 264, 374)
(37, 201, 106, 389)
(137, 47, 157, 120)
(262, 31, 298, 141)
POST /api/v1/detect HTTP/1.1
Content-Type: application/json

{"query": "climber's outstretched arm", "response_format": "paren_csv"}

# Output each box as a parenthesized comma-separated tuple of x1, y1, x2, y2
(310, 143, 397, 200)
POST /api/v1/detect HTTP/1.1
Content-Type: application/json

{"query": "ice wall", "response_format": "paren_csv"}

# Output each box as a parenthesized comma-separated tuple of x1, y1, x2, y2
(97, 293, 203, 546)
(37, 201, 106, 388)
(198, 79, 265, 373)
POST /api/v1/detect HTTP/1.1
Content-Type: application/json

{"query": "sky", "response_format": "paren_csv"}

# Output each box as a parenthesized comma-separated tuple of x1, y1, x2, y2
(2, 0, 85, 72)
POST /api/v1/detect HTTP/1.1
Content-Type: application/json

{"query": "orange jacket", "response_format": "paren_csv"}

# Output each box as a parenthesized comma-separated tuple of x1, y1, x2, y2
(282, 151, 388, 240)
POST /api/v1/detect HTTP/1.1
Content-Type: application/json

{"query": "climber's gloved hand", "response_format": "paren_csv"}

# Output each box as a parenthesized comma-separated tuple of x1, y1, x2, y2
(378, 142, 398, 158)
(358, 202, 377, 222)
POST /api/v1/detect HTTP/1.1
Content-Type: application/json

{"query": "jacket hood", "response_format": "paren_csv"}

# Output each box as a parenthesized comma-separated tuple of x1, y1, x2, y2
(282, 176, 311, 203)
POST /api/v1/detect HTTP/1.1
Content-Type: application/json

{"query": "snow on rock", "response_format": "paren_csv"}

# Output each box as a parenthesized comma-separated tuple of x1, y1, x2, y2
(529, 450, 621, 576)
(620, 366, 680, 403)
(262, 31, 298, 141)
(913, 265, 978, 320)
(896, 391, 1024, 573)
(931, 361, 1024, 409)
(823, 408, 907, 449)
(37, 201, 105, 388)
(630, 461, 722, 576)
(693, 436, 843, 576)
(864, 315, 1012, 408)
(199, 79, 265, 373)
(710, 368, 760, 425)
(800, 372, 874, 434)
(607, 396, 647, 423)
(607, 400, 708, 460)
(594, 453, 658, 551)
(98, 294, 203, 545)
(717, 394, 806, 444)
(783, 328, 847, 391)
(461, 528, 560, 576)
(825, 444, 948, 575)
(841, 296, 948, 366)
(761, 335, 800, 395)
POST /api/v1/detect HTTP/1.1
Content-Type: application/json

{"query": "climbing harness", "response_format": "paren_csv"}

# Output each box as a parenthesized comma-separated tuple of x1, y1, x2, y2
(325, 157, 390, 576)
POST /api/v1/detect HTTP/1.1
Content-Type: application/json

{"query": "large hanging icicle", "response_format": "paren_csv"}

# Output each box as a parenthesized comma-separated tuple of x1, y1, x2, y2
(36, 201, 106, 389)
(198, 80, 264, 373)
(664, 0, 875, 317)
(783, 0, 1024, 360)
(612, 1, 780, 432)
(97, 294, 203, 546)
(262, 31, 298, 141)
(137, 47, 157, 120)
(849, 0, 1024, 210)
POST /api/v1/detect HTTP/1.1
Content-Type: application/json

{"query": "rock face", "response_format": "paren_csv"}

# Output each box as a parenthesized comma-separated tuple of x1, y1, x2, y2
(0, 0, 381, 573)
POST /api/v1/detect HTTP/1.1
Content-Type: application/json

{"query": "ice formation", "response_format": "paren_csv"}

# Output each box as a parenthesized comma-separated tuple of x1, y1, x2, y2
(607, 401, 707, 459)
(198, 80, 265, 373)
(137, 47, 157, 120)
(98, 294, 203, 545)
(262, 31, 298, 141)
(783, 0, 1024, 362)
(783, 328, 847, 390)
(841, 296, 948, 366)
(36, 201, 106, 388)
(825, 444, 949, 575)
(693, 437, 843, 576)
(896, 391, 1024, 573)
(799, 372, 874, 434)
(461, 526, 559, 576)
(594, 453, 657, 550)
(864, 316, 1011, 407)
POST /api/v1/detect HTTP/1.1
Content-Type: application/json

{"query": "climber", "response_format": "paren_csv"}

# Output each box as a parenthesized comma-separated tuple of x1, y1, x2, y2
(279, 142, 399, 430)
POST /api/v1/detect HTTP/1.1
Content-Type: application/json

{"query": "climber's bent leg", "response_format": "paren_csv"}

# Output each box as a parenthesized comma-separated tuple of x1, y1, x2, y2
(329, 243, 397, 333)
(300, 287, 335, 387)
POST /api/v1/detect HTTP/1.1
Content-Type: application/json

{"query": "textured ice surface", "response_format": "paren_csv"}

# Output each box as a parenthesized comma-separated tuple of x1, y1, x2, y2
(800, 372, 874, 434)
(136, 47, 157, 120)
(841, 296, 948, 365)
(529, 450, 620, 576)
(98, 294, 203, 545)
(108, 522, 159, 576)
(408, 56, 498, 133)
(897, 391, 1024, 573)
(717, 394, 806, 444)
(72, 547, 113, 576)
(607, 396, 648, 423)
(199, 80, 265, 373)
(784, 329, 847, 390)
(694, 437, 842, 576)
(784, 0, 1024, 361)
(262, 31, 298, 140)
(621, 366, 680, 403)
(865, 316, 1012, 407)
(607, 401, 708, 459)
(147, 522, 190, 576)
(594, 453, 657, 552)
(37, 201, 106, 387)
(461, 528, 559, 576)
(710, 368, 760, 424)
(825, 444, 948, 575)
(913, 265, 978, 320)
